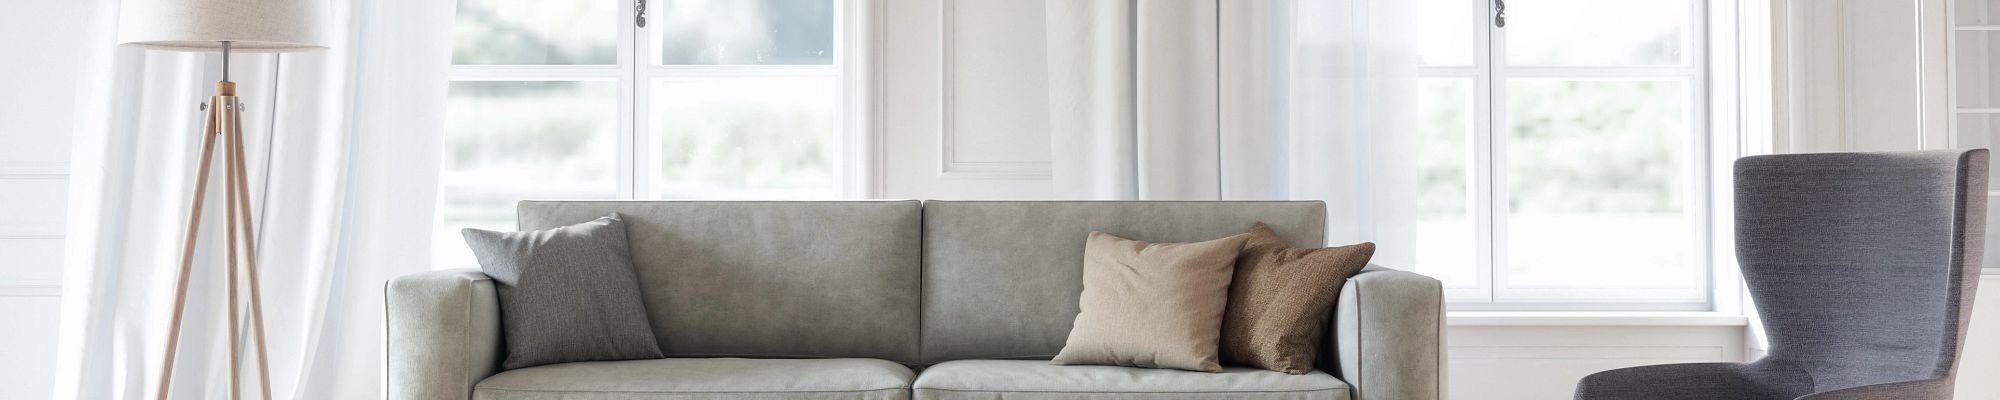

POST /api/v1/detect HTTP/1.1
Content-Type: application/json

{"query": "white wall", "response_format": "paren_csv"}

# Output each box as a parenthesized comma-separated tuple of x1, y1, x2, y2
(1448, 323, 1746, 399)
(878, 0, 1057, 199)
(1770, 0, 1951, 153)
(1961, 276, 2000, 399)
(0, 1, 88, 399)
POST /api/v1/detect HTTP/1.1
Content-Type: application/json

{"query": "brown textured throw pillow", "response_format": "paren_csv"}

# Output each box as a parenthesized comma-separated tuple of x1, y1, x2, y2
(1052, 231, 1250, 373)
(1220, 222, 1376, 374)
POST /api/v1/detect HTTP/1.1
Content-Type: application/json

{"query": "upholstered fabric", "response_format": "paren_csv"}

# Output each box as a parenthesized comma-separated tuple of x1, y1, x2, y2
(920, 201, 1326, 363)
(473, 358, 914, 400)
(386, 269, 505, 400)
(1223, 223, 1376, 374)
(913, 360, 1352, 400)
(516, 200, 924, 364)
(463, 215, 663, 370)
(1329, 265, 1445, 400)
(1573, 361, 1815, 400)
(1792, 378, 1957, 400)
(388, 200, 1446, 400)
(1575, 149, 1990, 400)
(1052, 232, 1250, 372)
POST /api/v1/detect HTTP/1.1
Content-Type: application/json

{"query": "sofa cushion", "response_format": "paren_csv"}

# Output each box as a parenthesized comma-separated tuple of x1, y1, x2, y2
(912, 360, 1351, 400)
(920, 201, 1326, 364)
(517, 201, 923, 364)
(473, 358, 914, 400)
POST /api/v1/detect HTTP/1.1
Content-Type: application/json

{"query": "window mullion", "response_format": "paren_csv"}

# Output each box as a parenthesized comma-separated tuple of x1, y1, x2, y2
(446, 66, 623, 81)
(1480, 0, 1507, 304)
(647, 66, 841, 78)
(1688, 0, 1716, 309)
(626, 0, 650, 199)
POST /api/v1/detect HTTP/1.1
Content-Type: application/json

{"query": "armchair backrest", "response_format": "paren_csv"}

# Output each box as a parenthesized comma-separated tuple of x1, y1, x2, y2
(1734, 149, 1987, 391)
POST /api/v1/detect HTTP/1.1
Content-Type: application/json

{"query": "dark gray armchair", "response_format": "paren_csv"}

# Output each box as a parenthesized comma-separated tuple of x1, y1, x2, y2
(1575, 150, 1989, 400)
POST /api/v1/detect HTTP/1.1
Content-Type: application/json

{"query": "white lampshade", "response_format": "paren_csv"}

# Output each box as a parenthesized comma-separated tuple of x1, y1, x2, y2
(119, 0, 331, 53)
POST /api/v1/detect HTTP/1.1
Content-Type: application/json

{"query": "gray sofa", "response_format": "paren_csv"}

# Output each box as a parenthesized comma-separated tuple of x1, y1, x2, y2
(387, 201, 1445, 400)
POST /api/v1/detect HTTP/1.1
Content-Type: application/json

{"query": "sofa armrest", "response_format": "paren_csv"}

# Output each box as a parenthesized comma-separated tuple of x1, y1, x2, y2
(386, 269, 503, 400)
(1326, 265, 1445, 400)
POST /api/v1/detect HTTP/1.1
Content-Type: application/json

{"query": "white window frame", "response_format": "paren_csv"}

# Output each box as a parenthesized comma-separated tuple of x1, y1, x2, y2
(444, 0, 875, 201)
(1426, 0, 1732, 311)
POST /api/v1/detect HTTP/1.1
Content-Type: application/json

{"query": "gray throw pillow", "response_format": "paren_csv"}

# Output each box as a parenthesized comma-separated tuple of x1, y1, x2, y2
(462, 214, 663, 370)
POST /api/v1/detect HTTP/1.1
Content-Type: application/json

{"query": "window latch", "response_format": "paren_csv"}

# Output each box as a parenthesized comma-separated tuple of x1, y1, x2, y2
(1494, 0, 1506, 28)
(635, 0, 648, 28)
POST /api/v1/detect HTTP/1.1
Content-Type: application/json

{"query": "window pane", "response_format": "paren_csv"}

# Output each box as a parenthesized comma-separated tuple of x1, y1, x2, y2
(453, 0, 617, 65)
(435, 81, 619, 267)
(1963, 113, 1999, 217)
(1504, 0, 1687, 66)
(1417, 0, 1476, 66)
(654, 0, 836, 65)
(1416, 78, 1478, 288)
(1504, 79, 1694, 290)
(1963, 113, 1999, 185)
(1958, 31, 2000, 108)
(650, 77, 839, 198)
(1968, 113, 2000, 270)
(1961, 0, 2000, 25)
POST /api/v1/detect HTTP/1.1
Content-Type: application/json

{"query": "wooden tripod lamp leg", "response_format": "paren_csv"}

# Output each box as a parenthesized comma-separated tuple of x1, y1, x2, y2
(156, 93, 223, 400)
(226, 97, 275, 400)
(153, 80, 275, 400)
(222, 95, 243, 400)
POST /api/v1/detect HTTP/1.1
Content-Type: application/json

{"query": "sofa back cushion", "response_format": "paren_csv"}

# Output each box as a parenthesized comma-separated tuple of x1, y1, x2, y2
(919, 201, 1325, 364)
(517, 200, 923, 364)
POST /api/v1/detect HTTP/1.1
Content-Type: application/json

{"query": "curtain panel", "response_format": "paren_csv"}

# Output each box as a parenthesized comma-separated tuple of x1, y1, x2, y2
(54, 0, 454, 398)
(1043, 0, 1417, 263)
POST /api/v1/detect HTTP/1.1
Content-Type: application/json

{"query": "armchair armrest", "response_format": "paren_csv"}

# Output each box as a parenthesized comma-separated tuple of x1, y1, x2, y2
(1326, 265, 1445, 400)
(1796, 378, 1953, 400)
(386, 269, 503, 400)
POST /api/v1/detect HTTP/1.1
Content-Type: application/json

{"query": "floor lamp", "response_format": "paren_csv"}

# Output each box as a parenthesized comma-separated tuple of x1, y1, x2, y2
(117, 1, 329, 399)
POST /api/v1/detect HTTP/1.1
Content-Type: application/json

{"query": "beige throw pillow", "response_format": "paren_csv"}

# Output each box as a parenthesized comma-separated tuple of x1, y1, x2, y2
(1220, 222, 1376, 374)
(1051, 231, 1250, 373)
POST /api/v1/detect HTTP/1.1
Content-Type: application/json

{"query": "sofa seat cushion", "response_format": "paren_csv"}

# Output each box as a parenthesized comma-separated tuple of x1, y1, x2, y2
(912, 360, 1351, 400)
(474, 358, 914, 400)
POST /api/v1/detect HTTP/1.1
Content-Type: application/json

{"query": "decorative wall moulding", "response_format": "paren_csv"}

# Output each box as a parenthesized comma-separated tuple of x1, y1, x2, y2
(0, 162, 69, 179)
(934, 0, 1053, 180)
(0, 223, 63, 239)
(0, 283, 61, 297)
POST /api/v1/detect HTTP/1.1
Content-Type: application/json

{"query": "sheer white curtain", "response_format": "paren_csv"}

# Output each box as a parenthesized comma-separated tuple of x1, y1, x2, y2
(55, 0, 454, 398)
(1045, 0, 1223, 200)
(1043, 0, 1416, 262)
(1285, 0, 1418, 265)
(1045, 0, 1137, 200)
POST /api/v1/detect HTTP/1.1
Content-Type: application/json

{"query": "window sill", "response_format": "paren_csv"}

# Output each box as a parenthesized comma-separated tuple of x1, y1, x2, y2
(1446, 311, 1750, 327)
